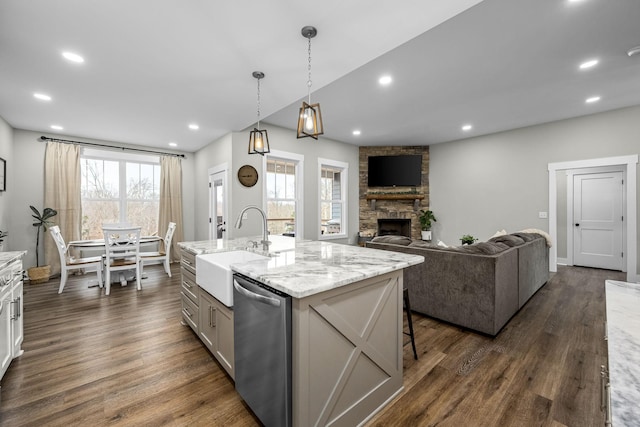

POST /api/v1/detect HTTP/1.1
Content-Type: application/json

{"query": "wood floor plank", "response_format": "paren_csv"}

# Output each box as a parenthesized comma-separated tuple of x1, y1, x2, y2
(0, 264, 625, 426)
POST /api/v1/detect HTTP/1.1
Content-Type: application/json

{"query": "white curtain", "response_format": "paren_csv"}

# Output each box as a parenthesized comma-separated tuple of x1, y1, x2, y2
(44, 142, 81, 275)
(158, 156, 184, 262)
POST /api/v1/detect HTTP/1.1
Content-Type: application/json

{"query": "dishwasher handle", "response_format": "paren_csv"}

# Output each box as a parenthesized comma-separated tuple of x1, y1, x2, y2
(234, 280, 281, 307)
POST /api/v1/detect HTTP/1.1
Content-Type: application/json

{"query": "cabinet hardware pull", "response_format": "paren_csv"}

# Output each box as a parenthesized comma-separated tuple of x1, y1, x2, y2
(183, 280, 192, 288)
(183, 308, 192, 317)
(183, 259, 192, 266)
(212, 308, 216, 327)
(0, 300, 3, 315)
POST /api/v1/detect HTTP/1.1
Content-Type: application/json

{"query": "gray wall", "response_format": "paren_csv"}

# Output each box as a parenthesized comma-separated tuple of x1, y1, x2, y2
(193, 123, 360, 243)
(9, 129, 194, 269)
(430, 105, 640, 276)
(0, 116, 14, 247)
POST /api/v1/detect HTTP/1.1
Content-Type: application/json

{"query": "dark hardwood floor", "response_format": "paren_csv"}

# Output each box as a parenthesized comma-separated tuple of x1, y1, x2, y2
(0, 263, 625, 426)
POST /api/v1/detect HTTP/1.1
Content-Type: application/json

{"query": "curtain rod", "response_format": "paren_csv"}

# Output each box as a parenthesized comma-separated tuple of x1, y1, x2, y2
(39, 136, 186, 158)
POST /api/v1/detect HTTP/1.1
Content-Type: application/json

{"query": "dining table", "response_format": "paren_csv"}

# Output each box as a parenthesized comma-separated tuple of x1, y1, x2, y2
(68, 235, 162, 287)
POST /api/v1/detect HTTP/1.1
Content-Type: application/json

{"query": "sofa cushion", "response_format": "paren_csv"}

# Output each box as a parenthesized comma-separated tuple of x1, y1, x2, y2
(446, 242, 509, 255)
(488, 234, 526, 247)
(370, 235, 412, 246)
(408, 240, 440, 249)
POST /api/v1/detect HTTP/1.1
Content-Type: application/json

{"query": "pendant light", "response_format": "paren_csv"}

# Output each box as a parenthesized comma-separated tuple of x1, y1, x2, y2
(296, 26, 324, 139)
(248, 71, 270, 155)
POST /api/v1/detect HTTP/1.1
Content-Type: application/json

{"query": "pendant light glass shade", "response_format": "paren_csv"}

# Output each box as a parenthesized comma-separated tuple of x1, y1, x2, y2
(296, 26, 324, 139)
(248, 128, 269, 155)
(297, 101, 323, 140)
(248, 71, 270, 155)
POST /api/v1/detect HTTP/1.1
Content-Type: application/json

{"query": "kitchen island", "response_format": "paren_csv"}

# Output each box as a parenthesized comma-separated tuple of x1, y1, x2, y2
(178, 237, 423, 426)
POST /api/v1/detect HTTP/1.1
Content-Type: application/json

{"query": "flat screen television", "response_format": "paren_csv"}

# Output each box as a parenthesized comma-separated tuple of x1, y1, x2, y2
(367, 154, 422, 187)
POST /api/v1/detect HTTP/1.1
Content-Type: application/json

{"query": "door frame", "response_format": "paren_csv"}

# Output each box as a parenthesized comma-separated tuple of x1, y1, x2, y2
(566, 167, 626, 270)
(548, 155, 638, 282)
(208, 163, 229, 240)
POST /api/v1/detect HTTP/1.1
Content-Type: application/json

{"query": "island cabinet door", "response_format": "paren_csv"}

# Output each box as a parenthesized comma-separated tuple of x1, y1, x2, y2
(0, 287, 12, 380)
(292, 270, 404, 427)
(199, 289, 234, 380)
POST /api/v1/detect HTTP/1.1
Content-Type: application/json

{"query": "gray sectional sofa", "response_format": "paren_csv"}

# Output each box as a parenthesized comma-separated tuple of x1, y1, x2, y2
(366, 232, 549, 336)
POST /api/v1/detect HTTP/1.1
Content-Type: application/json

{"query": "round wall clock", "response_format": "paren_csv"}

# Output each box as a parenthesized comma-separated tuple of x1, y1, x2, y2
(237, 164, 259, 187)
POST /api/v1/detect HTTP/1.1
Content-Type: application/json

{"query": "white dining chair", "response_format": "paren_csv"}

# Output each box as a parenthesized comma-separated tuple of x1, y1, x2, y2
(102, 225, 142, 295)
(140, 222, 176, 278)
(49, 225, 104, 294)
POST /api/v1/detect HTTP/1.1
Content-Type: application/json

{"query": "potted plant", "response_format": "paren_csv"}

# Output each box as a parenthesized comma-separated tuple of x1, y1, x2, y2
(418, 209, 436, 240)
(27, 205, 58, 284)
(460, 234, 478, 245)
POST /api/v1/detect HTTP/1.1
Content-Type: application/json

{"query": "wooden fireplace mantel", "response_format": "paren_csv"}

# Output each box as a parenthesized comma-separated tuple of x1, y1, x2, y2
(365, 193, 425, 211)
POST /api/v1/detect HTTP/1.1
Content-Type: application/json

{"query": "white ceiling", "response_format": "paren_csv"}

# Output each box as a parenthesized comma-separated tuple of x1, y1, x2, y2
(1, 0, 639, 153)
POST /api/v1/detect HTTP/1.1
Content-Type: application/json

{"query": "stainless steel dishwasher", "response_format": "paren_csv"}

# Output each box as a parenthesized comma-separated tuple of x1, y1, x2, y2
(233, 273, 292, 427)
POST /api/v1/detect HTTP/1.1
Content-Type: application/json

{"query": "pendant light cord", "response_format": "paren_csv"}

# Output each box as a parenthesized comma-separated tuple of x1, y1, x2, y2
(307, 36, 313, 104)
(256, 76, 261, 128)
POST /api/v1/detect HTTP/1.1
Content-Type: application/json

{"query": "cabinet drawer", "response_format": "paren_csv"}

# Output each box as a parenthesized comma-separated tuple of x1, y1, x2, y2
(181, 250, 196, 275)
(181, 268, 198, 304)
(181, 292, 199, 333)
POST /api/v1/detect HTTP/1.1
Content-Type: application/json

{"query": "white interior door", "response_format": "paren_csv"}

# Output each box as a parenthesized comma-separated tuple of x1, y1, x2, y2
(210, 170, 226, 240)
(573, 171, 624, 270)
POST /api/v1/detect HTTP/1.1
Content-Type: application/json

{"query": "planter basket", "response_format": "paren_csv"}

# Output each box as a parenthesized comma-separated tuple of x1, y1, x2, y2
(28, 265, 51, 284)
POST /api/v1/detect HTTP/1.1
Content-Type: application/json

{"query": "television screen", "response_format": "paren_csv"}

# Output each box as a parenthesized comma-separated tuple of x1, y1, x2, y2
(367, 155, 422, 187)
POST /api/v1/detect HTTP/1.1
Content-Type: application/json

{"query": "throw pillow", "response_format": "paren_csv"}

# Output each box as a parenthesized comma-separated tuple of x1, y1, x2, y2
(437, 240, 448, 248)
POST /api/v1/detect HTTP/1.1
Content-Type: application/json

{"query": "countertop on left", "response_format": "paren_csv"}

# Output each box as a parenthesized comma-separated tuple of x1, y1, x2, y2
(0, 251, 27, 270)
(178, 237, 423, 298)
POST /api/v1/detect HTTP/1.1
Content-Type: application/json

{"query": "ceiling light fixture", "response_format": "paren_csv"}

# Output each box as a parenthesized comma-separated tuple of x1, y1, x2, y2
(628, 46, 640, 57)
(586, 96, 601, 103)
(33, 93, 51, 101)
(248, 71, 270, 156)
(462, 124, 472, 131)
(50, 125, 63, 130)
(352, 130, 361, 136)
(379, 75, 392, 86)
(62, 51, 84, 63)
(169, 142, 177, 147)
(188, 123, 199, 130)
(296, 26, 324, 140)
(579, 59, 598, 69)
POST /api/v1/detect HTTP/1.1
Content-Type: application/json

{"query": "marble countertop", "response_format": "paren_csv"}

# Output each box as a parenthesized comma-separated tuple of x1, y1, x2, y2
(0, 251, 27, 271)
(178, 237, 424, 298)
(605, 280, 640, 426)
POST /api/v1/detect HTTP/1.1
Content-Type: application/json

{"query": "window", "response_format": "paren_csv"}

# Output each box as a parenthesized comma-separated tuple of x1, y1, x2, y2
(319, 158, 348, 239)
(265, 152, 303, 237)
(81, 149, 160, 239)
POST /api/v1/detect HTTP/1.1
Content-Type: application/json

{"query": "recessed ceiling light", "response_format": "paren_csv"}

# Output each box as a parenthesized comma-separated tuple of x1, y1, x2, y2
(168, 142, 178, 147)
(50, 125, 63, 130)
(62, 51, 84, 63)
(579, 59, 598, 69)
(462, 124, 472, 131)
(33, 93, 51, 101)
(188, 123, 199, 130)
(352, 130, 361, 136)
(586, 96, 601, 103)
(628, 46, 640, 57)
(378, 75, 392, 86)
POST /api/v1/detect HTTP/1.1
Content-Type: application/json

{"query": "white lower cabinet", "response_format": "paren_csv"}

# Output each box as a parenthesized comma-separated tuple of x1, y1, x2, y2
(0, 254, 26, 386)
(0, 284, 13, 380)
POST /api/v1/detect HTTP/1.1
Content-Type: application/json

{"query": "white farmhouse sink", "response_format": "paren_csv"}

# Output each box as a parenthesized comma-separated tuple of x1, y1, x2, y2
(196, 251, 269, 307)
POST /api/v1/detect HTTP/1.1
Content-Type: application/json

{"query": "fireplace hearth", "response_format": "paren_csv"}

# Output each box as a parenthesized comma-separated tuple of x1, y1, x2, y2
(377, 219, 411, 237)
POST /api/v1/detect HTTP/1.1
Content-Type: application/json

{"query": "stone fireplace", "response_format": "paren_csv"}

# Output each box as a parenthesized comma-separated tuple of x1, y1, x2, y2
(359, 146, 430, 241)
(377, 219, 411, 237)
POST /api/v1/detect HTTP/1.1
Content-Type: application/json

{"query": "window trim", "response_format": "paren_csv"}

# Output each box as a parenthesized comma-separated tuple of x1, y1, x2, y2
(318, 157, 348, 240)
(263, 150, 304, 240)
